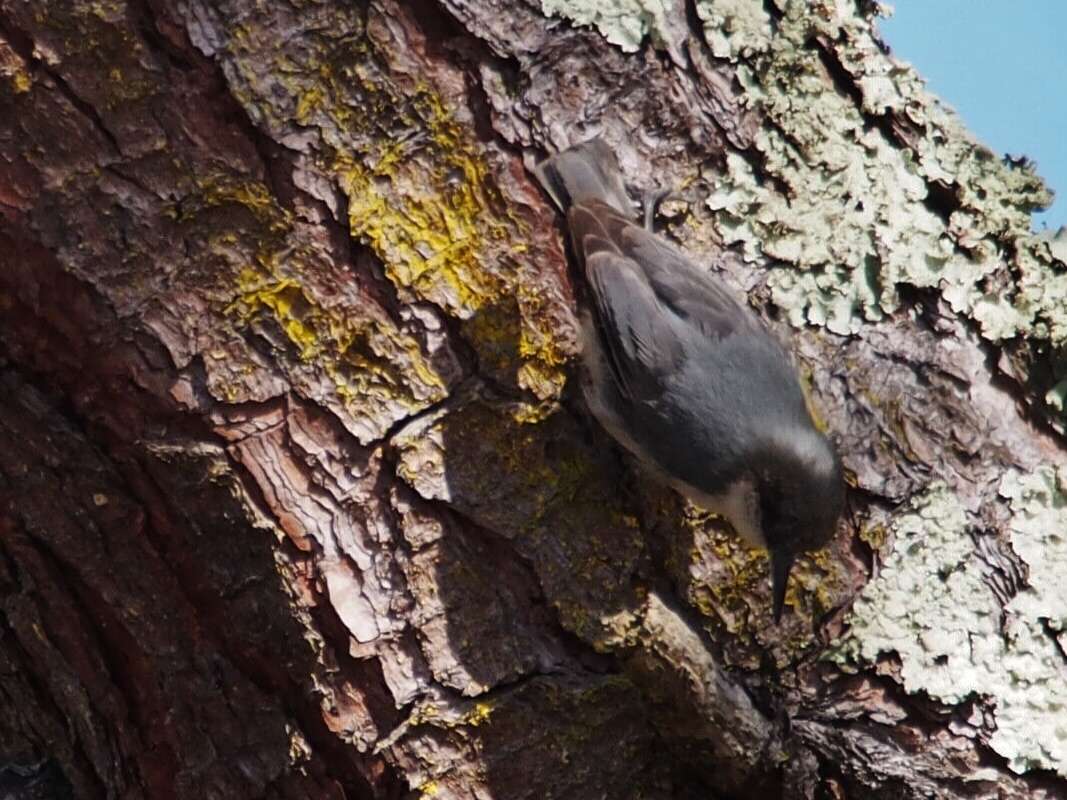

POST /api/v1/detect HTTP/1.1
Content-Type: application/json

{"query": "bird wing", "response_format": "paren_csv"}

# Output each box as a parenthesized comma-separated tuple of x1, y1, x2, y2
(568, 204, 684, 401)
(618, 221, 755, 341)
(567, 202, 754, 400)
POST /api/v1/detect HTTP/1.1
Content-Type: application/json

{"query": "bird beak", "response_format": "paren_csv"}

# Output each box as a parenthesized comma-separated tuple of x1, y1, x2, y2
(771, 550, 796, 624)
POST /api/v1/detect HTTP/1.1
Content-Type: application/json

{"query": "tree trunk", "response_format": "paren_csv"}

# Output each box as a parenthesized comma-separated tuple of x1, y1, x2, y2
(2, 0, 1066, 798)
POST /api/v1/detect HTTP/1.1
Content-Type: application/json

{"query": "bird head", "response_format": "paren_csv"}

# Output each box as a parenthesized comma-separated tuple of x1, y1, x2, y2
(753, 428, 845, 622)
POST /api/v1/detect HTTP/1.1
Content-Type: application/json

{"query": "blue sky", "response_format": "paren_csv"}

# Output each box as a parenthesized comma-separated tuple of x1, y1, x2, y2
(878, 2, 1067, 230)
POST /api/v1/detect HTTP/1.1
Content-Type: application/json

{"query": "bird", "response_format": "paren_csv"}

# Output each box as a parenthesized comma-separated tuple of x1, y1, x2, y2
(534, 138, 844, 622)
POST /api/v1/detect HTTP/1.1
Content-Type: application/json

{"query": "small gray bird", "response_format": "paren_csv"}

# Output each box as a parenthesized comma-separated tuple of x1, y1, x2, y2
(535, 138, 844, 622)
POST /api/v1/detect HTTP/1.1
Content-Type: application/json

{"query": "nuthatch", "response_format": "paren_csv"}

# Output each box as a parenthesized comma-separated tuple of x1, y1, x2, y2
(535, 138, 844, 622)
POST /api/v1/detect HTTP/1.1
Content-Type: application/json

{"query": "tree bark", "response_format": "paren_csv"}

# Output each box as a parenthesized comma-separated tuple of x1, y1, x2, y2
(2, 0, 1066, 798)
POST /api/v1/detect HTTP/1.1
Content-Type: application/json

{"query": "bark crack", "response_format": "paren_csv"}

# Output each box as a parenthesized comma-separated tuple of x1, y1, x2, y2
(0, 13, 123, 159)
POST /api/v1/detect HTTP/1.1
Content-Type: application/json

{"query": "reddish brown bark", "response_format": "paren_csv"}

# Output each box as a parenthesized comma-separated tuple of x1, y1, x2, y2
(2, 1, 1065, 799)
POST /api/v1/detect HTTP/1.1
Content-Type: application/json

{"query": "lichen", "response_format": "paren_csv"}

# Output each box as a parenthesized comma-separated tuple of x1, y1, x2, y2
(536, 1, 1065, 378)
(215, 22, 573, 401)
(1046, 380, 1067, 414)
(687, 520, 772, 630)
(336, 143, 506, 317)
(692, 0, 773, 60)
(10, 68, 32, 94)
(227, 263, 447, 421)
(999, 468, 1067, 636)
(689, 1, 1065, 356)
(463, 701, 494, 727)
(683, 503, 846, 664)
(175, 174, 291, 236)
(163, 163, 451, 436)
(831, 477, 1067, 777)
(321, 80, 514, 319)
(538, 0, 676, 52)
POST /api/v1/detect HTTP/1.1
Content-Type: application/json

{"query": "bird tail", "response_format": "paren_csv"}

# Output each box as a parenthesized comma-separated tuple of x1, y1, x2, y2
(534, 138, 633, 216)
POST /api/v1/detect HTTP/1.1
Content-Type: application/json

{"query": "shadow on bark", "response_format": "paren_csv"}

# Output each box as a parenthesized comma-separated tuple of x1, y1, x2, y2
(386, 332, 786, 797)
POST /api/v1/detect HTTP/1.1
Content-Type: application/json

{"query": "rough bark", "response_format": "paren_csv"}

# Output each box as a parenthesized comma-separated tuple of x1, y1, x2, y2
(1, 1, 1066, 798)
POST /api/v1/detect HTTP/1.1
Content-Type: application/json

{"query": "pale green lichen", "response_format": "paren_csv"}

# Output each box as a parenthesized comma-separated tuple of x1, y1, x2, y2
(1046, 380, 1067, 414)
(693, 0, 773, 60)
(999, 468, 1067, 633)
(690, 2, 1067, 363)
(542, 0, 769, 58)
(1039, 227, 1067, 264)
(539, 0, 675, 52)
(832, 477, 1067, 776)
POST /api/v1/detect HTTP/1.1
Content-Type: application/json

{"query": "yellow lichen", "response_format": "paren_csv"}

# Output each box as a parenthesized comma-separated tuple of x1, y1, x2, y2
(336, 126, 506, 317)
(305, 61, 513, 309)
(12, 69, 31, 94)
(226, 264, 446, 412)
(683, 505, 846, 632)
(169, 174, 291, 247)
(295, 84, 326, 124)
(510, 398, 560, 425)
(193, 175, 289, 231)
(464, 702, 493, 727)
(859, 522, 888, 551)
(219, 23, 575, 399)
